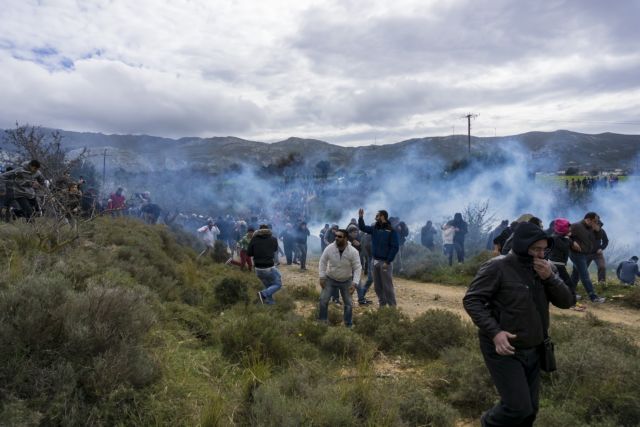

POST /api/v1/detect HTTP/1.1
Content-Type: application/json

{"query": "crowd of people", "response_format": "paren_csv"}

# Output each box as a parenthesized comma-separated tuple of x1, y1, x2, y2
(6, 158, 640, 427)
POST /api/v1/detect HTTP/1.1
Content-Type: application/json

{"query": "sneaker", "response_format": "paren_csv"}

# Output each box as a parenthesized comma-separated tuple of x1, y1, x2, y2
(359, 300, 372, 306)
(225, 258, 233, 265)
(590, 296, 606, 304)
(575, 294, 582, 301)
(257, 292, 265, 304)
(570, 303, 586, 312)
(332, 299, 342, 306)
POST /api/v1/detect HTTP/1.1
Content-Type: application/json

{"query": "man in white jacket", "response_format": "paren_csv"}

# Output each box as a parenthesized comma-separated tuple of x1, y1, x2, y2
(197, 219, 221, 259)
(318, 229, 362, 327)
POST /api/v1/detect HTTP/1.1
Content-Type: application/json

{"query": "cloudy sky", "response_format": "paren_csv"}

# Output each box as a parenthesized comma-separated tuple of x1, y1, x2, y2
(1, 0, 640, 146)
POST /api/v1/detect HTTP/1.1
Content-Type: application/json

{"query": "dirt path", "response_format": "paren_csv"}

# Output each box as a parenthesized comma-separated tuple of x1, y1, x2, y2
(280, 260, 640, 336)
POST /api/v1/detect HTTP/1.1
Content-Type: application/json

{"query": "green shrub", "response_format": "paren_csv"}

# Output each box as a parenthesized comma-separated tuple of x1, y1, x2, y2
(399, 389, 459, 427)
(0, 276, 158, 425)
(404, 309, 472, 358)
(286, 284, 320, 301)
(355, 307, 411, 352)
(622, 286, 640, 309)
(217, 311, 295, 364)
(213, 276, 250, 308)
(298, 318, 328, 345)
(163, 301, 214, 342)
(432, 345, 496, 416)
(320, 327, 372, 360)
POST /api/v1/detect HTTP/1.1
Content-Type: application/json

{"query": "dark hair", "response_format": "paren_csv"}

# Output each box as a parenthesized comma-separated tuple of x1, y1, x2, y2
(584, 212, 598, 220)
(632, 256, 639, 262)
(29, 159, 41, 168)
(247, 227, 255, 232)
(529, 217, 543, 228)
(335, 229, 348, 238)
(377, 210, 389, 221)
(259, 224, 270, 230)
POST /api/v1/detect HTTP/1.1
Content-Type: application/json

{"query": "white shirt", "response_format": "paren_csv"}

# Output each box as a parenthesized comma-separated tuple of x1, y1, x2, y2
(198, 225, 220, 247)
(442, 225, 456, 245)
(319, 242, 362, 284)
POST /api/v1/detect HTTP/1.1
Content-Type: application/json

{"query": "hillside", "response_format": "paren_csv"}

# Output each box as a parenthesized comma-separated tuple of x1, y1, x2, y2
(4, 128, 638, 173)
(1, 218, 639, 426)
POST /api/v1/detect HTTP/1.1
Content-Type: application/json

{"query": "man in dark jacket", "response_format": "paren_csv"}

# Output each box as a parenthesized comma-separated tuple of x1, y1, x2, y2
(247, 225, 281, 304)
(358, 208, 400, 307)
(0, 160, 43, 221)
(295, 221, 310, 270)
(617, 256, 640, 286)
(464, 222, 573, 427)
(587, 220, 608, 284)
(279, 223, 296, 265)
(421, 220, 437, 250)
(569, 212, 605, 303)
(487, 220, 508, 251)
(452, 212, 468, 263)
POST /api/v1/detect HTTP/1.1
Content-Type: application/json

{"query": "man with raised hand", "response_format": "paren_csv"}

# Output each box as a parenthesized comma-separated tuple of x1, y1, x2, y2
(463, 222, 573, 427)
(357, 208, 400, 307)
(318, 229, 362, 327)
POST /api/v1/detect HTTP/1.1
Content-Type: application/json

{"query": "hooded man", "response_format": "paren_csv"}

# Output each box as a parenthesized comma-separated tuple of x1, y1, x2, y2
(463, 222, 573, 427)
(248, 224, 282, 304)
(358, 208, 400, 307)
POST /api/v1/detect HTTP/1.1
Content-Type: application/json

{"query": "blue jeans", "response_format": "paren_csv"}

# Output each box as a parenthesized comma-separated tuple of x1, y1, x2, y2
(319, 277, 353, 326)
(255, 267, 282, 304)
(569, 253, 596, 299)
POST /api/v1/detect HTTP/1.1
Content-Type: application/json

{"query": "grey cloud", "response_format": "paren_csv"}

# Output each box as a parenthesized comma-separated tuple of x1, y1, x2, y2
(290, 0, 640, 79)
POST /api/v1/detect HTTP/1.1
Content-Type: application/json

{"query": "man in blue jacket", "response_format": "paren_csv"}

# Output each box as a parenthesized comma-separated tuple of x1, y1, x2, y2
(617, 256, 640, 286)
(358, 208, 400, 306)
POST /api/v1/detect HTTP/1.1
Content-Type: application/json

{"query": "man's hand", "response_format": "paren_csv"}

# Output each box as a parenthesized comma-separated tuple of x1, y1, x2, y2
(382, 261, 389, 271)
(349, 284, 356, 294)
(597, 249, 603, 254)
(572, 241, 582, 252)
(352, 239, 360, 247)
(319, 278, 326, 289)
(358, 208, 364, 218)
(493, 331, 517, 355)
(533, 258, 553, 280)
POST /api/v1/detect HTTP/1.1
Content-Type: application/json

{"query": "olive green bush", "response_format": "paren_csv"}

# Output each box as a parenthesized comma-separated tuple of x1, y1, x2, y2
(404, 309, 473, 358)
(0, 275, 157, 426)
(355, 307, 411, 352)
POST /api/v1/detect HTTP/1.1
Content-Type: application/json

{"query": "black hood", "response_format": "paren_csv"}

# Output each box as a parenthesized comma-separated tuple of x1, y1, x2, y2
(512, 222, 553, 257)
(254, 228, 273, 238)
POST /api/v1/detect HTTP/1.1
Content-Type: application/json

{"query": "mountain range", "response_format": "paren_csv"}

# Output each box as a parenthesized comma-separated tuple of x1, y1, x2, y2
(4, 129, 640, 173)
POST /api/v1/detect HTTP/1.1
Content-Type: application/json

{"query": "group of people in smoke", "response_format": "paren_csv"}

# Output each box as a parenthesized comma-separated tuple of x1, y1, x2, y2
(0, 160, 96, 222)
(564, 175, 619, 192)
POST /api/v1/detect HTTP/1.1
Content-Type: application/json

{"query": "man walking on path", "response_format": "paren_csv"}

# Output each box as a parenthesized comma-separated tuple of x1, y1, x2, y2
(358, 208, 400, 307)
(569, 212, 606, 303)
(318, 229, 362, 327)
(248, 225, 282, 305)
(464, 222, 573, 427)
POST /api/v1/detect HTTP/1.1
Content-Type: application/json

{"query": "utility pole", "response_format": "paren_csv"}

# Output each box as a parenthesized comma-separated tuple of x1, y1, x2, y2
(102, 149, 107, 189)
(462, 113, 478, 154)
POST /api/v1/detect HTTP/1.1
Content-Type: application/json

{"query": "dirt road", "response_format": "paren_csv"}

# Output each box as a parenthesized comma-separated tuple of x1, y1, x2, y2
(280, 261, 640, 335)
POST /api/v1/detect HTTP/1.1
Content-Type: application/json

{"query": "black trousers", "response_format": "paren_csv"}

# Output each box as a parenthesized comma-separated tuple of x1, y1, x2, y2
(283, 242, 294, 264)
(479, 334, 540, 427)
(296, 243, 307, 269)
